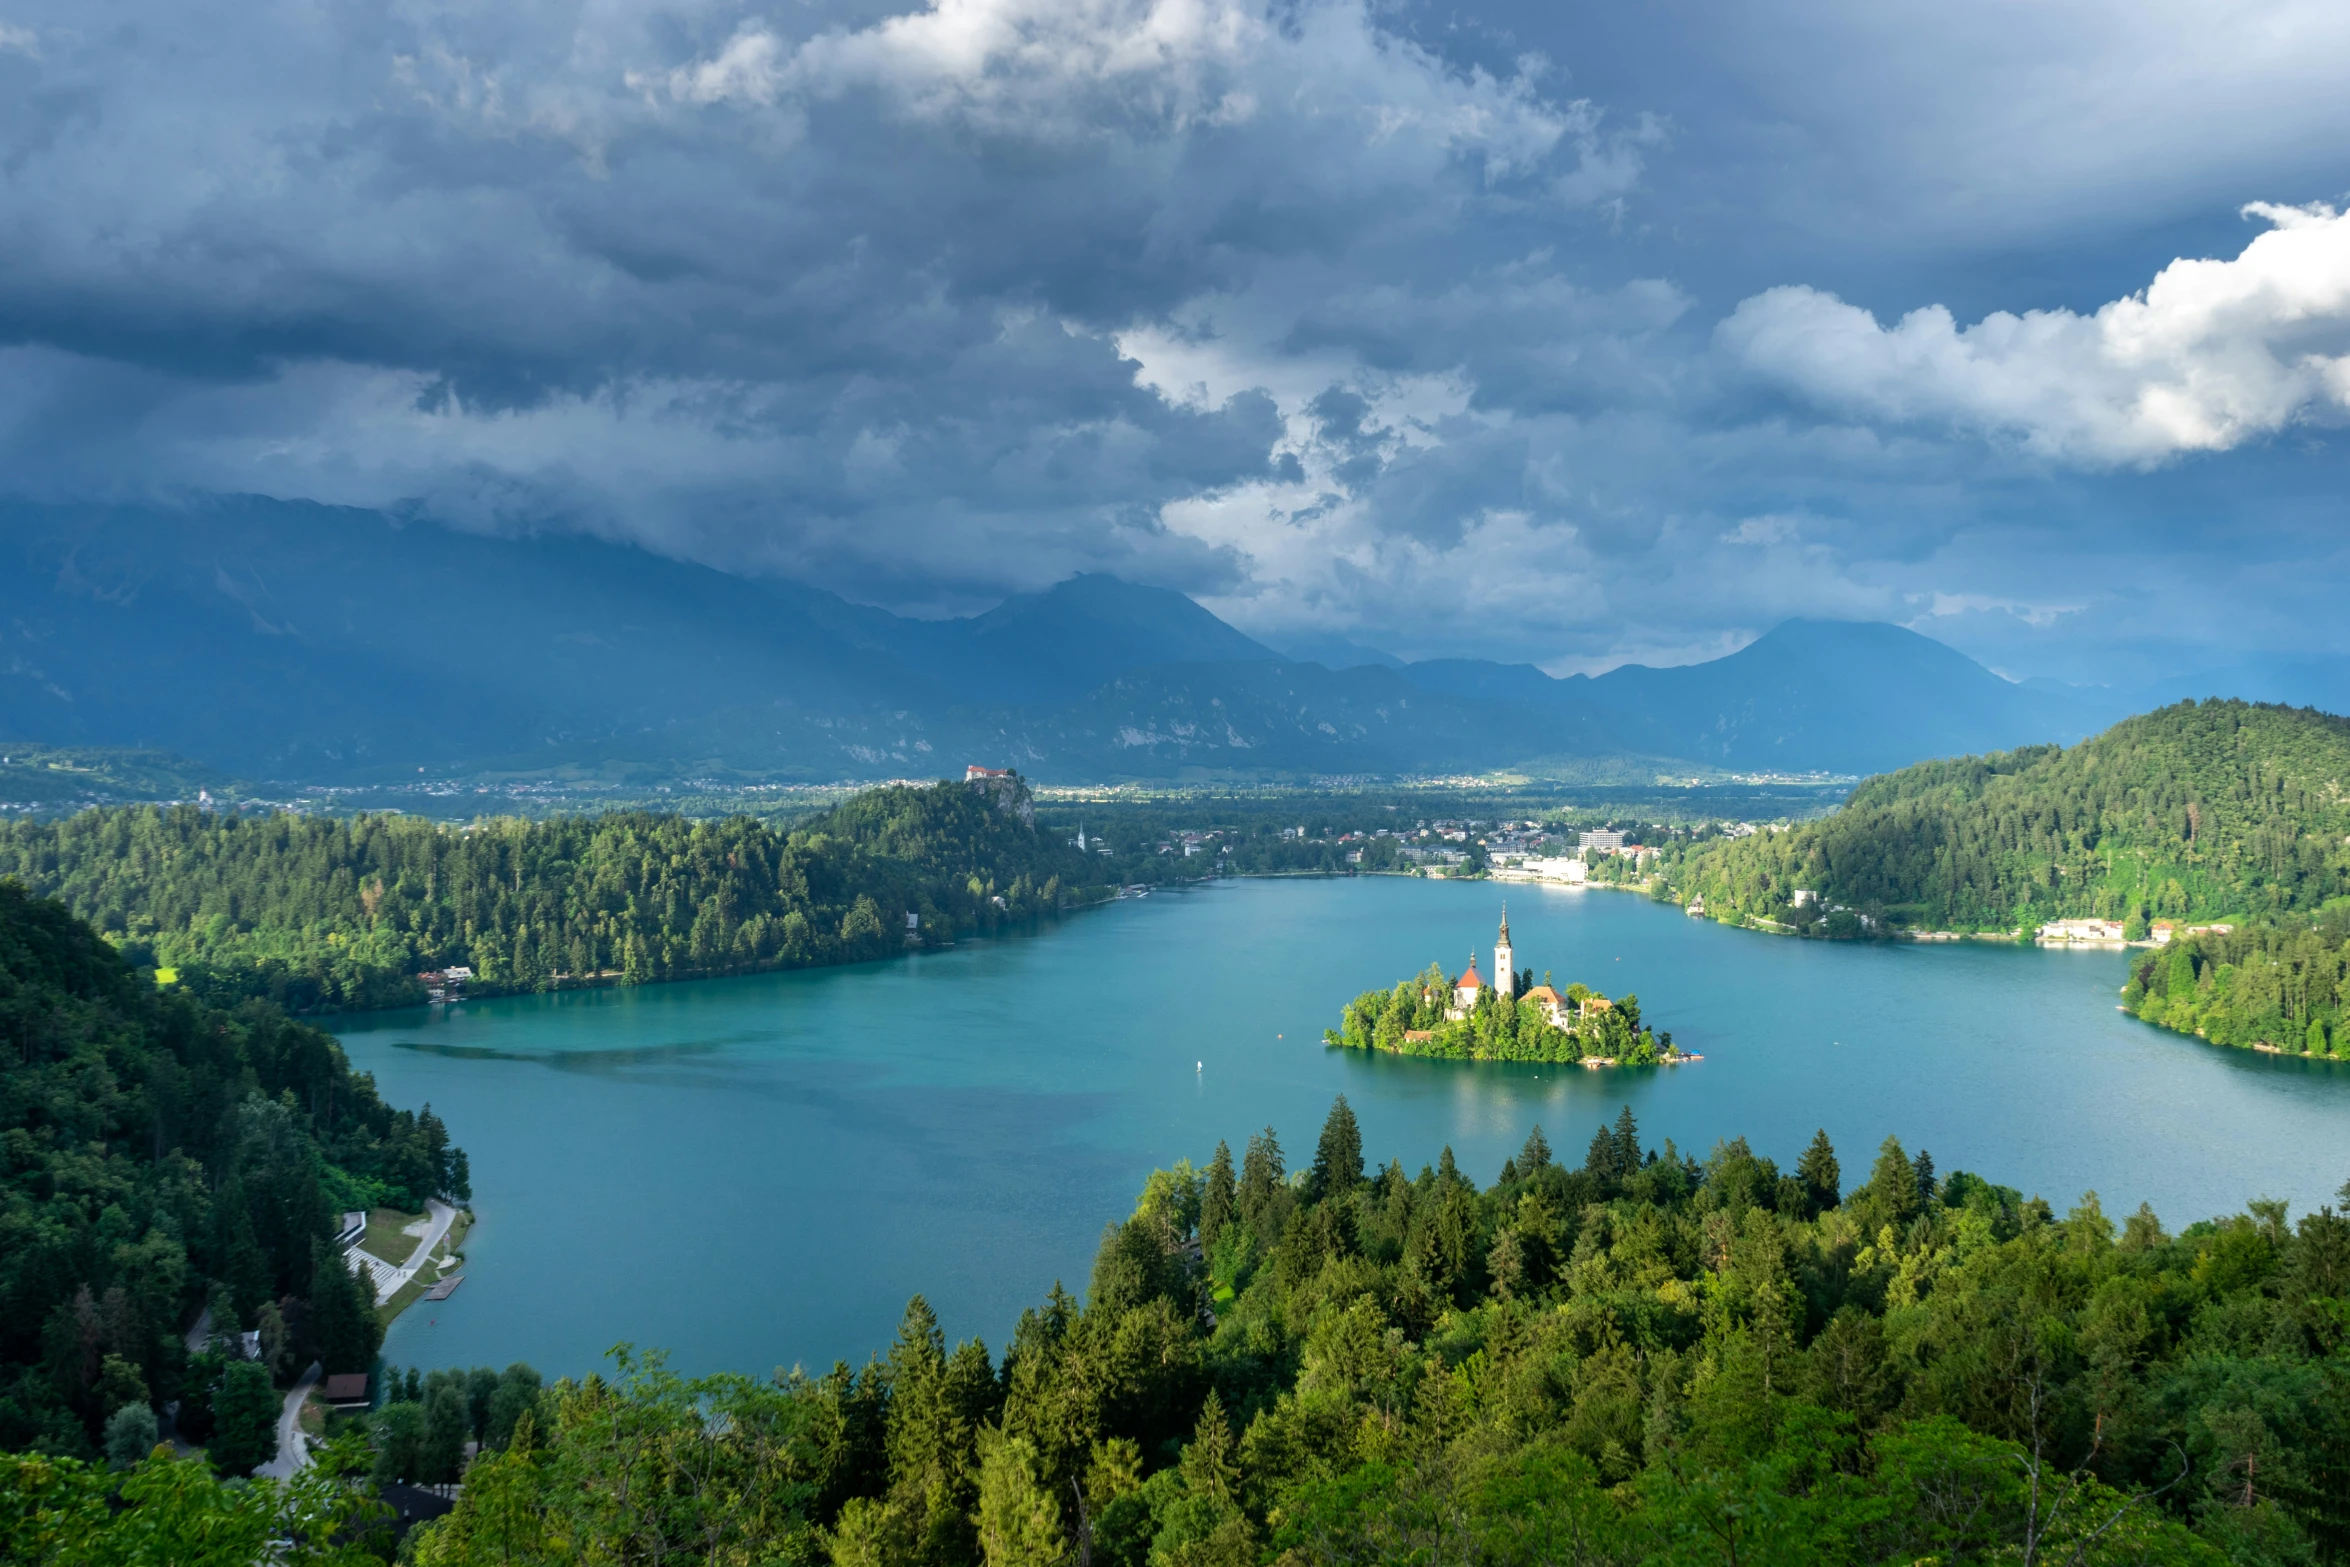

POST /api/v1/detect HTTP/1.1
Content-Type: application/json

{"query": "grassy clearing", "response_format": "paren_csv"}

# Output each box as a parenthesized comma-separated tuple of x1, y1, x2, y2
(374, 1209, 472, 1327)
(361, 1207, 426, 1263)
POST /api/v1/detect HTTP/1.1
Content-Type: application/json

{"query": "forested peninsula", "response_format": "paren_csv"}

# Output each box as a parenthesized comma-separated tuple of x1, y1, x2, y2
(0, 776, 1108, 1014)
(1670, 701, 2350, 936)
(16, 1095, 2350, 1563)
(0, 882, 463, 1461)
(1650, 700, 2350, 1058)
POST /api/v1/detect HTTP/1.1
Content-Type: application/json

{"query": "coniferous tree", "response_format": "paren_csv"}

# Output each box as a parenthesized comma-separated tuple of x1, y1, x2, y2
(1796, 1129, 1841, 1211)
(1199, 1141, 1236, 1249)
(1179, 1391, 1240, 1504)
(1913, 1149, 1937, 1203)
(1857, 1137, 1921, 1233)
(1238, 1127, 1285, 1234)
(1306, 1096, 1363, 1203)
(307, 1247, 380, 1375)
(1584, 1124, 1616, 1182)
(1610, 1106, 1642, 1178)
(1518, 1125, 1552, 1174)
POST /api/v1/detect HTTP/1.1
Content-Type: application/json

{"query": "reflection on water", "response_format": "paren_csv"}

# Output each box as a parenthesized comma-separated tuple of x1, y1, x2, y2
(341, 877, 2350, 1379)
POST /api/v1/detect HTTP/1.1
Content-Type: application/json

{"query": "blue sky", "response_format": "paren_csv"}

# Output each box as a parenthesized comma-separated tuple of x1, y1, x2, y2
(2, 0, 2346, 680)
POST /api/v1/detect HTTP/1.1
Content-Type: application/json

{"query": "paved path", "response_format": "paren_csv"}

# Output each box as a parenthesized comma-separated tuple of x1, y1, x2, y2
(367, 1199, 459, 1307)
(258, 1362, 321, 1480)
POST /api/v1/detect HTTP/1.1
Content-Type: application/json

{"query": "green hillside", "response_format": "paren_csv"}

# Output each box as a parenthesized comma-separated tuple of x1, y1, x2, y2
(0, 882, 458, 1457)
(0, 776, 1106, 1012)
(1671, 700, 2350, 935)
(0, 744, 241, 811)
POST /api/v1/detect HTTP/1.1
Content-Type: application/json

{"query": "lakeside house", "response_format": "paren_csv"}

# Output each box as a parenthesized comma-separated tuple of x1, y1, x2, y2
(2037, 917, 2237, 947)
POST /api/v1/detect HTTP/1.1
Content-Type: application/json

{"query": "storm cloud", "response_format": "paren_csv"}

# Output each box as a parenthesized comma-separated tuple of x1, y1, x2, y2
(1, 0, 2347, 677)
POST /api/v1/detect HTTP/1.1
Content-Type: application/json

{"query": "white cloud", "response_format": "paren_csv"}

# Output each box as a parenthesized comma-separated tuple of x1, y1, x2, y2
(1914, 593, 2085, 628)
(1718, 201, 2350, 465)
(650, 0, 1591, 179)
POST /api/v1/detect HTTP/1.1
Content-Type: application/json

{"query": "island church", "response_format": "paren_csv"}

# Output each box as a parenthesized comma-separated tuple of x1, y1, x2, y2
(1440, 906, 1579, 1029)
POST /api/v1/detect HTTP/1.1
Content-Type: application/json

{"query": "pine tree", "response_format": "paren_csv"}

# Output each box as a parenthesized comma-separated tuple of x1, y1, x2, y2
(1796, 1130, 1841, 1212)
(308, 1245, 381, 1374)
(1200, 1140, 1236, 1249)
(1914, 1149, 1937, 1204)
(1307, 1095, 1364, 1202)
(1611, 1106, 1642, 1177)
(1860, 1137, 1921, 1232)
(1239, 1128, 1285, 1233)
(1518, 1125, 1552, 1174)
(1180, 1391, 1240, 1504)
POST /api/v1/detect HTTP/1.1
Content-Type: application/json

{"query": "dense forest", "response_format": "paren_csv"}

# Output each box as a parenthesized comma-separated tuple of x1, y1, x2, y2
(0, 777, 1107, 1012)
(1327, 966, 1675, 1064)
(2123, 912, 2350, 1056)
(14, 1097, 2349, 1564)
(0, 882, 463, 1461)
(1665, 701, 2350, 936)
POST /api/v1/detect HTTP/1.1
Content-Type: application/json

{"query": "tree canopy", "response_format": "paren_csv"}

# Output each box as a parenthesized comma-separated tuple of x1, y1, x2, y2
(1669, 700, 2350, 935)
(16, 1102, 2348, 1563)
(0, 882, 454, 1458)
(0, 777, 1103, 1013)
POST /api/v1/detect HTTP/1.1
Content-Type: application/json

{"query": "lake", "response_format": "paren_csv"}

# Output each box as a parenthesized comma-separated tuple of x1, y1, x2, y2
(340, 875, 2350, 1380)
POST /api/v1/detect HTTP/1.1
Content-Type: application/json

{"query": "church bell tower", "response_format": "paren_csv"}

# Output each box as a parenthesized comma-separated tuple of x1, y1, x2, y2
(1494, 905, 1516, 998)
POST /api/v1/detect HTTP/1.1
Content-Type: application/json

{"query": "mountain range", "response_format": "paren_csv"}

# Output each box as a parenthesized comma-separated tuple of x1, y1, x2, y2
(0, 497, 2311, 786)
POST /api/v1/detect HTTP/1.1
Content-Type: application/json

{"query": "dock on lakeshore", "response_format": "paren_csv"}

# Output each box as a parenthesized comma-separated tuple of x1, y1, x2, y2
(422, 1275, 465, 1302)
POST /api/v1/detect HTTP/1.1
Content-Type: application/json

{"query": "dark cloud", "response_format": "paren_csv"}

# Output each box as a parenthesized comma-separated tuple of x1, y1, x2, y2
(0, 0, 2345, 678)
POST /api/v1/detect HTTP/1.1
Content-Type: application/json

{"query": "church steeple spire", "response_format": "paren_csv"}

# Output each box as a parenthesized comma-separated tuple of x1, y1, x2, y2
(1493, 904, 1516, 999)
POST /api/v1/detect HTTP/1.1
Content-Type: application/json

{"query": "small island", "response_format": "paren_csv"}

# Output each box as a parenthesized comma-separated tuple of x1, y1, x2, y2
(1324, 907, 1693, 1065)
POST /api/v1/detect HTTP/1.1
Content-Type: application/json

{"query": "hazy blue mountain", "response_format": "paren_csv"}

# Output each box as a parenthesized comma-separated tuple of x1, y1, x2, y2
(1282, 633, 1407, 671)
(1577, 619, 2105, 775)
(1391, 622, 2101, 776)
(0, 501, 1271, 779)
(0, 500, 2156, 784)
(911, 574, 1281, 704)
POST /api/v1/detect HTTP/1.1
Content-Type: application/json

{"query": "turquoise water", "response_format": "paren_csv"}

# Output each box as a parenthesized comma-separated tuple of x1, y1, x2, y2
(341, 877, 2350, 1379)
